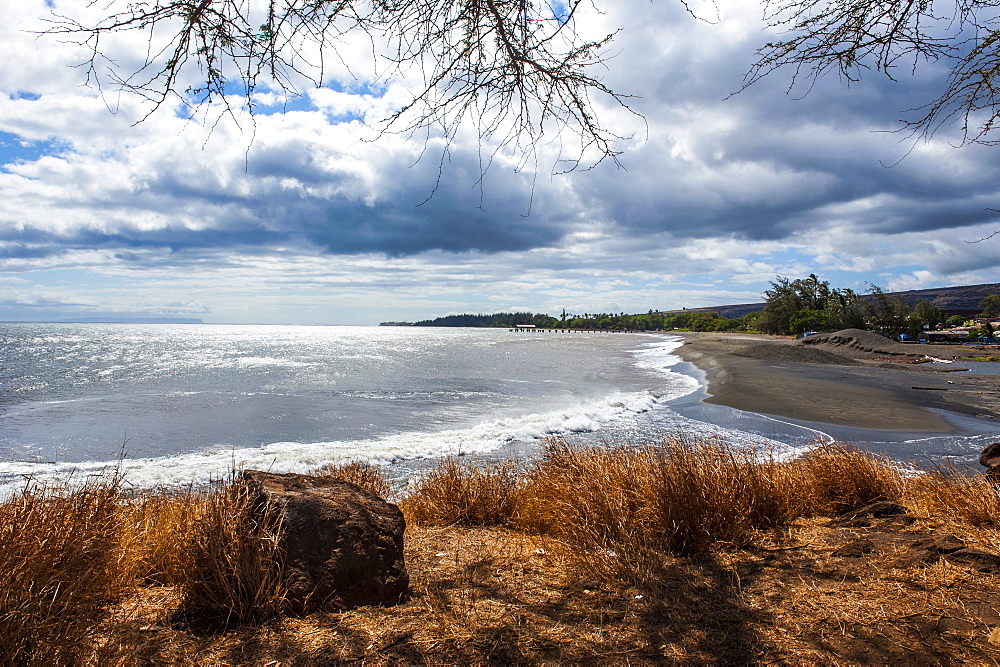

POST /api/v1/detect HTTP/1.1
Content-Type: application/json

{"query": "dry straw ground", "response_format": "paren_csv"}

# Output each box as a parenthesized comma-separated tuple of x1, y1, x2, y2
(4, 438, 1000, 663)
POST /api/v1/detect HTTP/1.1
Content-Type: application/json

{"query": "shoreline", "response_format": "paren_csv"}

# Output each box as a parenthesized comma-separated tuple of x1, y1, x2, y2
(671, 331, 1000, 437)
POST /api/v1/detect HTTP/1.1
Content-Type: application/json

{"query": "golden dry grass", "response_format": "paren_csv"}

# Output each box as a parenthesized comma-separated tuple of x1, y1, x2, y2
(0, 474, 136, 663)
(792, 443, 905, 514)
(399, 457, 523, 526)
(906, 466, 1000, 529)
(512, 438, 804, 558)
(2, 437, 1000, 663)
(175, 481, 286, 626)
(316, 460, 392, 499)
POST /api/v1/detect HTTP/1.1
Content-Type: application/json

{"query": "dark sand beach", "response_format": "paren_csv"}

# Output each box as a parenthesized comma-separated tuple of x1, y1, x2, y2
(675, 329, 1000, 433)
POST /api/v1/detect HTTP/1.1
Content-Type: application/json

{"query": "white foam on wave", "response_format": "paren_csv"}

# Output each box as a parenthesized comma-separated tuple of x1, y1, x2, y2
(640, 409, 812, 461)
(631, 336, 701, 400)
(0, 388, 666, 496)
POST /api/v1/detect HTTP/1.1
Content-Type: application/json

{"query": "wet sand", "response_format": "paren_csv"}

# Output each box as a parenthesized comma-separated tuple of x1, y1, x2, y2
(674, 332, 1000, 433)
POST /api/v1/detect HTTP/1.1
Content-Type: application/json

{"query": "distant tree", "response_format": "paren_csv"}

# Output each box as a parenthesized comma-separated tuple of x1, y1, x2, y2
(758, 274, 859, 335)
(909, 298, 944, 335)
(946, 315, 967, 327)
(758, 276, 807, 335)
(864, 284, 910, 336)
(822, 287, 866, 331)
(788, 309, 827, 335)
(980, 294, 1000, 318)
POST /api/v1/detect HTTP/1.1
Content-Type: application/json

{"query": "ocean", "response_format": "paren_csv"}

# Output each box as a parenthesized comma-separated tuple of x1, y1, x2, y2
(1, 323, 996, 494)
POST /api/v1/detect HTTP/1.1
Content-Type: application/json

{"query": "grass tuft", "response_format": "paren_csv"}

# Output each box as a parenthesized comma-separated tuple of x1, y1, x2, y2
(400, 458, 523, 527)
(122, 489, 205, 585)
(175, 480, 286, 626)
(0, 474, 135, 663)
(792, 443, 904, 515)
(907, 467, 1000, 527)
(514, 438, 803, 558)
(318, 460, 392, 499)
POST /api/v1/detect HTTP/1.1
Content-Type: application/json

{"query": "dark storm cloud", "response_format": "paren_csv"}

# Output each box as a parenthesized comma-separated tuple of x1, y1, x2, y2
(0, 138, 569, 261)
(3, 0, 998, 270)
(578, 60, 1000, 243)
(560, 1, 1000, 247)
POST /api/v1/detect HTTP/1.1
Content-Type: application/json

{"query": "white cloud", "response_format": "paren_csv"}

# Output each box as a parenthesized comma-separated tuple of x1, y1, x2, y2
(0, 0, 997, 323)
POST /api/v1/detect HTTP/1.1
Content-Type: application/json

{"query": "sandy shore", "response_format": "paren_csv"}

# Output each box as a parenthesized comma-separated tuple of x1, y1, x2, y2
(674, 331, 1000, 433)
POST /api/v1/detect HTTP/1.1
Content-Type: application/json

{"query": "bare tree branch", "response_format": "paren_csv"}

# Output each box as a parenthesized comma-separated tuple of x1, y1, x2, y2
(46, 0, 640, 172)
(743, 0, 1000, 146)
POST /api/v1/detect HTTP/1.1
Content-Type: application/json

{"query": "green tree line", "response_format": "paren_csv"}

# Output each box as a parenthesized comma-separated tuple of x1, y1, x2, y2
(414, 309, 759, 332)
(413, 281, 999, 339)
(758, 275, 999, 339)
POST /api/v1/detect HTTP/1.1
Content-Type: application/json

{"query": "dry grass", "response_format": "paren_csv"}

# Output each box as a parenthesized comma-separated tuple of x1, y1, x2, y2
(2, 437, 1000, 663)
(792, 443, 904, 514)
(400, 458, 523, 526)
(906, 467, 1000, 528)
(317, 460, 392, 499)
(0, 474, 135, 663)
(174, 481, 285, 626)
(121, 489, 205, 585)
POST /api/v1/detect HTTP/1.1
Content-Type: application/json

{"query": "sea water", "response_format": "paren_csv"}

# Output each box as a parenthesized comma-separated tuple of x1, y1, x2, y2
(1, 323, 997, 495)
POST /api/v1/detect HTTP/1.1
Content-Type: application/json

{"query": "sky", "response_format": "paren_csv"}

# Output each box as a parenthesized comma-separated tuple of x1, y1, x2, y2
(1, 1, 998, 325)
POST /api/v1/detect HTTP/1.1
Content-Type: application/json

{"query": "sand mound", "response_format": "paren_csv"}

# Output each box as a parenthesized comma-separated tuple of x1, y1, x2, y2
(799, 329, 921, 360)
(732, 342, 860, 365)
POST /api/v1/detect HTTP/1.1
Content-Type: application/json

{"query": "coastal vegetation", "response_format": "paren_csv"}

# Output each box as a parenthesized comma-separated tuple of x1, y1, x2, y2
(414, 309, 758, 332)
(758, 277, 1000, 339)
(410, 279, 1000, 339)
(4, 439, 1000, 662)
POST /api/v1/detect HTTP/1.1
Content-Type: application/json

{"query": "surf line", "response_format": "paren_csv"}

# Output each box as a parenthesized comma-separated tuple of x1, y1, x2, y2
(750, 413, 836, 445)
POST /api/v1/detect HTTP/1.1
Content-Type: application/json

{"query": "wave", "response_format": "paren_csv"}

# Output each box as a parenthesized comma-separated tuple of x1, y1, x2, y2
(0, 386, 681, 496)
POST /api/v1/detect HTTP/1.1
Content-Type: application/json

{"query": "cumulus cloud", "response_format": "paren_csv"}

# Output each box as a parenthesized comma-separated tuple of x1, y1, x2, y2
(0, 0, 998, 323)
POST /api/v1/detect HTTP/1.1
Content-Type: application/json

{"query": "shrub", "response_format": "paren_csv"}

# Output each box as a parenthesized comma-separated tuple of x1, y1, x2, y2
(514, 438, 804, 556)
(906, 468, 1000, 528)
(122, 489, 205, 585)
(0, 475, 136, 662)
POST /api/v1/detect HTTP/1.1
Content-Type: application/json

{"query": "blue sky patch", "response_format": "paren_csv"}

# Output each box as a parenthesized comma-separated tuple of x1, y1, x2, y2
(0, 132, 66, 170)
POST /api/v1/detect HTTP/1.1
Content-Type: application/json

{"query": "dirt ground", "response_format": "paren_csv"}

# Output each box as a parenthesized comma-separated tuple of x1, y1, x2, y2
(110, 514, 1000, 664)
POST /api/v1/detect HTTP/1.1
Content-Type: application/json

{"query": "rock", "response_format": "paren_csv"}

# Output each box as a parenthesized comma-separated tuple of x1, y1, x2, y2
(241, 470, 409, 612)
(831, 538, 876, 558)
(987, 465, 1000, 486)
(980, 442, 1000, 468)
(945, 548, 1000, 574)
(891, 534, 966, 569)
(988, 626, 1000, 646)
(909, 534, 967, 553)
(825, 501, 910, 528)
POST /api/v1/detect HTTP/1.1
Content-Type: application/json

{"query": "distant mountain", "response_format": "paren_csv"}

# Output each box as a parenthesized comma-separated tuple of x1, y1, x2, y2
(667, 282, 1000, 319)
(56, 317, 204, 324)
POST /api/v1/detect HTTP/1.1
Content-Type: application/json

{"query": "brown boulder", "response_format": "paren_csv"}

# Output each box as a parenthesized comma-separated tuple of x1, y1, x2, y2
(981, 443, 1000, 484)
(241, 470, 409, 611)
(980, 442, 1000, 468)
(892, 534, 966, 569)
